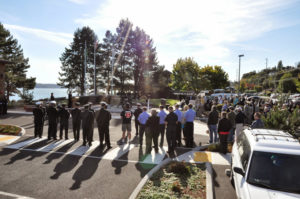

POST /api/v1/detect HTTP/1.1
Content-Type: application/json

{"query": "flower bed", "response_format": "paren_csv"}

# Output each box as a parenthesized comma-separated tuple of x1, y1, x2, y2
(137, 162, 206, 199)
(0, 124, 22, 135)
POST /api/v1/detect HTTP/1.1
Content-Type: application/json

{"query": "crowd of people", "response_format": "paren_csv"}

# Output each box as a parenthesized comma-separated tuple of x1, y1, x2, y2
(33, 101, 112, 149)
(120, 103, 196, 155)
(204, 94, 300, 154)
(32, 100, 197, 156)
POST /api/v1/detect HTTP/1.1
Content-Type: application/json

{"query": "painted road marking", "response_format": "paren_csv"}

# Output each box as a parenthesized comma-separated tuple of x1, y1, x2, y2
(0, 136, 16, 142)
(0, 190, 34, 199)
(194, 152, 212, 162)
(5, 137, 40, 149)
(141, 146, 168, 164)
(37, 139, 73, 152)
(67, 141, 99, 156)
(102, 143, 135, 160)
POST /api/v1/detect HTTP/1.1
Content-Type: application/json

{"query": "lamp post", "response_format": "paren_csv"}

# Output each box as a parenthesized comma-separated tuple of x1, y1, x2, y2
(238, 54, 244, 95)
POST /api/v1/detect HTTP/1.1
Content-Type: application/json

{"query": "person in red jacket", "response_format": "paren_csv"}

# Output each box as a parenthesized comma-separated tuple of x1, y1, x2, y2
(217, 112, 232, 154)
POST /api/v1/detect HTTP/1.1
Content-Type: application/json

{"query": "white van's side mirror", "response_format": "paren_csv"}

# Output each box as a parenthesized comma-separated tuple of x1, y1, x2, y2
(233, 167, 245, 177)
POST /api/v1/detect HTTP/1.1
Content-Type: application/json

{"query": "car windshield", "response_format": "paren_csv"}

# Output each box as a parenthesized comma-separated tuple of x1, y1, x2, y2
(247, 151, 300, 194)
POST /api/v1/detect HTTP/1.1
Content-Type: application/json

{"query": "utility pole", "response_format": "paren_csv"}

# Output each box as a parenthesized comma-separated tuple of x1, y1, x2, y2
(238, 54, 244, 95)
(94, 39, 97, 95)
(84, 41, 87, 96)
(266, 58, 268, 69)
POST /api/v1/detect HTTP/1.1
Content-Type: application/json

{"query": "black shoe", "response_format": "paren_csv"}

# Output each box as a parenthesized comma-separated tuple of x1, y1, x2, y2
(107, 146, 112, 150)
(99, 144, 104, 148)
(82, 143, 86, 146)
(65, 137, 68, 140)
(54, 138, 57, 140)
(89, 142, 92, 147)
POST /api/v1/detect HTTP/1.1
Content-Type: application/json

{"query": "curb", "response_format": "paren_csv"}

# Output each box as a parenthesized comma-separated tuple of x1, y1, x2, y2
(128, 158, 172, 199)
(206, 162, 214, 199)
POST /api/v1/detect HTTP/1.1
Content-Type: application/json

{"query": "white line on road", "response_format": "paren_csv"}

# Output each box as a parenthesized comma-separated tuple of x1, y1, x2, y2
(141, 146, 168, 164)
(102, 143, 135, 160)
(0, 190, 34, 199)
(5, 137, 46, 150)
(36, 139, 73, 152)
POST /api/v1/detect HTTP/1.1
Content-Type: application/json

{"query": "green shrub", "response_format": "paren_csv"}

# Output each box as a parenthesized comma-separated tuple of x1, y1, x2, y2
(167, 162, 191, 176)
(262, 107, 300, 137)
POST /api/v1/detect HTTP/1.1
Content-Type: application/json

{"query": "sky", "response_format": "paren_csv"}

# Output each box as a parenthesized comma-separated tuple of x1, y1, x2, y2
(1, 0, 300, 84)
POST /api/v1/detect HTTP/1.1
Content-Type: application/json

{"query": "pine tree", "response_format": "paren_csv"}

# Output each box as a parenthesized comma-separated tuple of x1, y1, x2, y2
(58, 26, 97, 95)
(0, 23, 36, 101)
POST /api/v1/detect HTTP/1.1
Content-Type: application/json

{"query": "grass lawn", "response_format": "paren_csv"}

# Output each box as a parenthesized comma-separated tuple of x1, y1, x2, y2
(0, 124, 22, 135)
(137, 162, 206, 199)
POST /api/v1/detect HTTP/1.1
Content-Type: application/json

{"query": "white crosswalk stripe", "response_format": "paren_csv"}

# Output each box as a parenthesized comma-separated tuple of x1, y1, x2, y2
(37, 139, 73, 152)
(102, 143, 135, 160)
(141, 146, 168, 164)
(4, 137, 171, 164)
(67, 141, 99, 156)
(5, 137, 47, 149)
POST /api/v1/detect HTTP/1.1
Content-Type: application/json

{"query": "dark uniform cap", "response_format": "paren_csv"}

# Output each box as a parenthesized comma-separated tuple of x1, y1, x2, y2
(100, 101, 107, 106)
(84, 104, 89, 108)
(137, 103, 141, 106)
(75, 102, 80, 106)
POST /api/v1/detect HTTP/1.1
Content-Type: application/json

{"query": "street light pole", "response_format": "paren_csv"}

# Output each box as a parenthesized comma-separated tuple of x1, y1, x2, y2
(238, 54, 244, 95)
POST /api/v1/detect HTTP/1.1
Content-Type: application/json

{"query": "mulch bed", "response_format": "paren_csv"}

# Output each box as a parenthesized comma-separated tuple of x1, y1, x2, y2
(137, 162, 206, 199)
(0, 124, 21, 135)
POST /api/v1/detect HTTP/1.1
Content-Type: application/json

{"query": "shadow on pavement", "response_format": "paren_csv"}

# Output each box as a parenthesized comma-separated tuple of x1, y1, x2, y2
(69, 146, 109, 190)
(44, 141, 76, 164)
(135, 146, 155, 178)
(111, 144, 130, 174)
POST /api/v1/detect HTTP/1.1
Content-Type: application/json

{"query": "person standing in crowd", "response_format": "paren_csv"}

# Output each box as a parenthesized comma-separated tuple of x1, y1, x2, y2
(138, 107, 150, 145)
(165, 106, 178, 154)
(47, 101, 58, 140)
(157, 105, 167, 147)
(133, 103, 142, 136)
(145, 109, 160, 154)
(174, 104, 183, 147)
(120, 103, 133, 143)
(222, 101, 228, 112)
(207, 105, 219, 144)
(96, 102, 112, 149)
(184, 104, 196, 148)
(33, 102, 45, 138)
(58, 104, 70, 139)
(181, 105, 189, 146)
(81, 104, 94, 146)
(250, 112, 265, 129)
(68, 92, 72, 108)
(71, 102, 81, 142)
(244, 102, 253, 125)
(235, 106, 246, 141)
(88, 102, 95, 140)
(50, 93, 55, 101)
(227, 106, 236, 142)
(218, 112, 232, 154)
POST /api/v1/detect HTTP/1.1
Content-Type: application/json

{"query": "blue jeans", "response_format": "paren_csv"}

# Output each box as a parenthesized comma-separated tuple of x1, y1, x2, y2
(209, 125, 218, 143)
(228, 128, 235, 142)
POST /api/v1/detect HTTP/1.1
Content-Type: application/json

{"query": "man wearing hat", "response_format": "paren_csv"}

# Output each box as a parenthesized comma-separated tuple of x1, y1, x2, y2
(33, 102, 45, 138)
(58, 104, 70, 139)
(71, 102, 81, 141)
(47, 101, 58, 140)
(133, 103, 142, 136)
(88, 102, 95, 141)
(81, 104, 94, 146)
(96, 102, 112, 149)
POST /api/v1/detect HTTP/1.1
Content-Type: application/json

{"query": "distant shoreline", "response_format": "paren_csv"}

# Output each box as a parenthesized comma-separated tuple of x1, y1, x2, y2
(35, 83, 62, 89)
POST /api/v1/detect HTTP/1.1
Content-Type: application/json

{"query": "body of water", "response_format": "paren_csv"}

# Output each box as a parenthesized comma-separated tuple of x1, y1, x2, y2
(10, 88, 69, 101)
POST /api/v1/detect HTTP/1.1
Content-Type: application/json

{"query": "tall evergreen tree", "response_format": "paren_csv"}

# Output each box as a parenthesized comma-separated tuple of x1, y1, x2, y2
(0, 23, 36, 101)
(132, 26, 158, 98)
(58, 26, 97, 95)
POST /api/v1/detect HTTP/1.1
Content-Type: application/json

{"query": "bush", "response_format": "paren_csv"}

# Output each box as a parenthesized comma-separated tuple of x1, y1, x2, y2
(262, 107, 300, 137)
(167, 162, 191, 176)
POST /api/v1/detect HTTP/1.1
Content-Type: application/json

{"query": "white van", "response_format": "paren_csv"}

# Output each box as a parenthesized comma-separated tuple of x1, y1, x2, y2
(231, 129, 300, 199)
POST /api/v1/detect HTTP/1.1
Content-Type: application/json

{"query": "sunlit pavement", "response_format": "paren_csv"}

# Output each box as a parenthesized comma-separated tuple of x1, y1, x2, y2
(0, 113, 210, 199)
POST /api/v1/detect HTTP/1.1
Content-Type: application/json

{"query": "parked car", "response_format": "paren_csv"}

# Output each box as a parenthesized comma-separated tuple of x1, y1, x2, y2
(231, 128, 300, 199)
